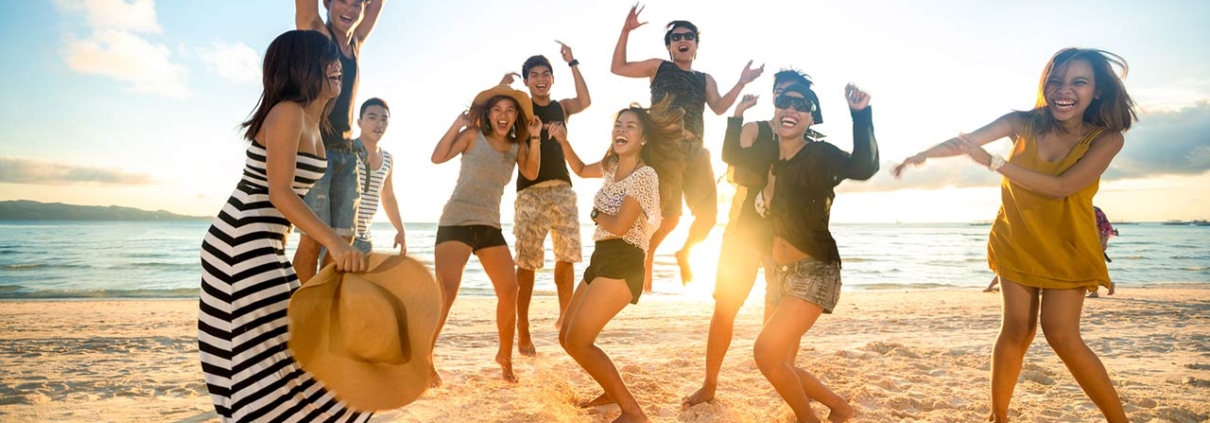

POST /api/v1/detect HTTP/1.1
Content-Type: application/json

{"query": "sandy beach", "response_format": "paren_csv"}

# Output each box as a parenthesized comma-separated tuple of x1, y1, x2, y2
(1, 286, 1208, 422)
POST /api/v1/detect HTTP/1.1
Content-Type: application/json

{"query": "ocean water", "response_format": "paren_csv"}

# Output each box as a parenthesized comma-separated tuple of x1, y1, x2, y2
(0, 220, 1206, 300)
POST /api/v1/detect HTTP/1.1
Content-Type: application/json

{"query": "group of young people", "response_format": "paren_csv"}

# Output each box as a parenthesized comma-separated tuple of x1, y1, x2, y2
(197, 1, 1137, 422)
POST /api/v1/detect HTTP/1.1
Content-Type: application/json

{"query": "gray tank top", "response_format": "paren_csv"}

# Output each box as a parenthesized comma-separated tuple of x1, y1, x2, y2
(439, 132, 519, 227)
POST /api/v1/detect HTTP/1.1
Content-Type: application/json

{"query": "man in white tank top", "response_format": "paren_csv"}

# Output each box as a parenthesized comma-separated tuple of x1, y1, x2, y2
(352, 98, 407, 254)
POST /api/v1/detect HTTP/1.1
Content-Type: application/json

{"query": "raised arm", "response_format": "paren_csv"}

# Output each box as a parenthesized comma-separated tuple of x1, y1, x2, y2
(557, 42, 592, 117)
(431, 112, 475, 164)
(842, 85, 879, 181)
(379, 163, 407, 254)
(550, 122, 603, 178)
(892, 111, 1024, 178)
(956, 130, 1124, 199)
(611, 5, 661, 79)
(295, 0, 325, 31)
(705, 61, 763, 115)
(353, 0, 386, 43)
(721, 94, 761, 163)
(263, 102, 364, 271)
(516, 116, 543, 180)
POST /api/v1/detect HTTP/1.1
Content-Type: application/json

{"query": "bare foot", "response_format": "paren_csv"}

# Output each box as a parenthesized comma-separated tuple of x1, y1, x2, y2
(674, 250, 693, 284)
(610, 411, 648, 423)
(578, 392, 615, 408)
(680, 385, 715, 408)
(518, 333, 537, 357)
(428, 366, 443, 388)
(826, 403, 855, 422)
(497, 354, 519, 383)
(1087, 291, 1100, 298)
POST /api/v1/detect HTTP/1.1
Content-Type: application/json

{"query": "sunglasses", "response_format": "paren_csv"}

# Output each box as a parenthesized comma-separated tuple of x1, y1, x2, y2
(774, 95, 817, 112)
(669, 32, 697, 42)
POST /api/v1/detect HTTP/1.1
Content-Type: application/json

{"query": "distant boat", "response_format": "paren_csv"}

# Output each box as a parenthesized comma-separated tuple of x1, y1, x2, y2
(1112, 221, 1139, 225)
(1194, 220, 1210, 227)
(968, 221, 992, 226)
(1162, 220, 1191, 226)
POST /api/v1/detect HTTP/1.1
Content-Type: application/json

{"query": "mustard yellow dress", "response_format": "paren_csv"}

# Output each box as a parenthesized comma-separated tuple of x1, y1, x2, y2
(988, 121, 1111, 291)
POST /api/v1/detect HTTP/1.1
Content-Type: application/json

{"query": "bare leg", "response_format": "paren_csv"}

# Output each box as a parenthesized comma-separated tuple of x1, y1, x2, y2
(1040, 288, 1127, 423)
(754, 297, 850, 423)
(477, 245, 521, 383)
(430, 241, 474, 388)
(643, 216, 679, 293)
(293, 234, 324, 284)
(683, 242, 760, 408)
(516, 267, 538, 356)
(675, 211, 716, 285)
(561, 278, 647, 422)
(988, 278, 1040, 422)
(554, 261, 575, 329)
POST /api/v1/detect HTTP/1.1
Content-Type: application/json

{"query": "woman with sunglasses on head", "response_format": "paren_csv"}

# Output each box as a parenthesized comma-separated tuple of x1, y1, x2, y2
(892, 48, 1136, 423)
(731, 82, 878, 422)
(553, 96, 685, 423)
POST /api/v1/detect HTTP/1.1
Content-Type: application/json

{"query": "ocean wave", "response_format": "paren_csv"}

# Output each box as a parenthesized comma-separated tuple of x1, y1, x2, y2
(851, 282, 962, 290)
(0, 287, 200, 299)
(2, 263, 48, 270)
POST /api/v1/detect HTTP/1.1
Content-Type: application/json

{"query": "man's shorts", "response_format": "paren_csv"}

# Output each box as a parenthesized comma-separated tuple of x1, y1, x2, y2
(299, 143, 362, 237)
(774, 256, 842, 314)
(513, 183, 583, 270)
(661, 142, 718, 219)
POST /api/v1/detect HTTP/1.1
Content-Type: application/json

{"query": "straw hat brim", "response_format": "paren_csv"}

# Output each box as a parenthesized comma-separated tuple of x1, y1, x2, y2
(288, 254, 442, 412)
(472, 84, 534, 123)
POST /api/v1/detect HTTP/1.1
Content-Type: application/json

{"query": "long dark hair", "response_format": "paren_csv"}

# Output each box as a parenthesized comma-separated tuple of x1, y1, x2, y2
(610, 95, 686, 207)
(472, 95, 530, 143)
(241, 30, 341, 141)
(1030, 48, 1137, 136)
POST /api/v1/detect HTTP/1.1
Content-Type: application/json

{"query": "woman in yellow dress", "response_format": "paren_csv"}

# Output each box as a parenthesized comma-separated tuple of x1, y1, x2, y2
(892, 48, 1137, 423)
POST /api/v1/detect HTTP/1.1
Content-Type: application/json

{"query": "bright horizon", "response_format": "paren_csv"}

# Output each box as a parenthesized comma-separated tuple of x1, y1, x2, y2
(2, 0, 1209, 224)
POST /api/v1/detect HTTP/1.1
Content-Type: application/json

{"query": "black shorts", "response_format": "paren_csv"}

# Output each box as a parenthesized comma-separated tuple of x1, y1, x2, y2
(582, 239, 646, 304)
(662, 142, 718, 219)
(436, 225, 508, 252)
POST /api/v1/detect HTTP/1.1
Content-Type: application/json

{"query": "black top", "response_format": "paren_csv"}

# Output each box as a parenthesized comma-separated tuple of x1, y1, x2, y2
(730, 108, 879, 265)
(517, 99, 574, 191)
(322, 26, 359, 148)
(650, 60, 706, 141)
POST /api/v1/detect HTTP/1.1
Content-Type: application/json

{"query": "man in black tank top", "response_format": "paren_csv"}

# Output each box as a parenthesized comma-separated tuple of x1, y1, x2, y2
(498, 47, 592, 356)
(611, 5, 764, 290)
(292, 0, 388, 283)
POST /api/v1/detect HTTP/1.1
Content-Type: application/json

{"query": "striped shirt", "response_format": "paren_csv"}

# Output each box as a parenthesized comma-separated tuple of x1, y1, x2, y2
(355, 148, 393, 244)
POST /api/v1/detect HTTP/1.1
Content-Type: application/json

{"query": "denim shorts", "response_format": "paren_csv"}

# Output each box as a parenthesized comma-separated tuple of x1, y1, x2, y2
(299, 143, 362, 237)
(352, 238, 372, 254)
(774, 256, 842, 314)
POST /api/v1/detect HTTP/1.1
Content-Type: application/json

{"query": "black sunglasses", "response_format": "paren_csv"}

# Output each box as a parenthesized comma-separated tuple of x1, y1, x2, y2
(774, 95, 817, 112)
(669, 32, 697, 42)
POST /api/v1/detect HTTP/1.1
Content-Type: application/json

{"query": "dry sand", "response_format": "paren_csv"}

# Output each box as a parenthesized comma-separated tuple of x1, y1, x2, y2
(2, 286, 1208, 422)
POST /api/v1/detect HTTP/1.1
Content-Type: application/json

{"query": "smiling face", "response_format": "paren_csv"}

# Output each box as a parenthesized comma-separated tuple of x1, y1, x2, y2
(612, 111, 645, 158)
(485, 97, 519, 137)
(324, 0, 367, 34)
(320, 60, 343, 101)
(525, 65, 554, 99)
(357, 104, 389, 143)
(772, 91, 814, 140)
(1044, 58, 1098, 124)
(665, 28, 698, 62)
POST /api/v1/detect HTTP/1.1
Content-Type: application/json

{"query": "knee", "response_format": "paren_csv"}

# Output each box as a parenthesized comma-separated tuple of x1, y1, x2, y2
(561, 331, 592, 356)
(752, 337, 784, 373)
(1041, 321, 1083, 352)
(999, 320, 1038, 346)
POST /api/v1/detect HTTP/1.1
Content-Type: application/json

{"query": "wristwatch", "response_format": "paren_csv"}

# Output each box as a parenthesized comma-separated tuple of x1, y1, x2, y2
(989, 154, 1006, 171)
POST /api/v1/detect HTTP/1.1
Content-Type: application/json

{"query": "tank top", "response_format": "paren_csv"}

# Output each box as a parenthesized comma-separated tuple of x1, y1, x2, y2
(516, 99, 573, 191)
(354, 148, 392, 243)
(987, 120, 1110, 290)
(322, 25, 359, 148)
(439, 132, 519, 227)
(650, 60, 706, 141)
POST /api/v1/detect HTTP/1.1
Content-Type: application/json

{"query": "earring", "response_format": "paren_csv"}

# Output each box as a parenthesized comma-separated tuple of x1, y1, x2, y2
(510, 126, 517, 138)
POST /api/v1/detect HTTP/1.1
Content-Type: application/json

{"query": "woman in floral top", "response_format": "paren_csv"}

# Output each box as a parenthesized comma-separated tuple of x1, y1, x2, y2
(551, 96, 685, 422)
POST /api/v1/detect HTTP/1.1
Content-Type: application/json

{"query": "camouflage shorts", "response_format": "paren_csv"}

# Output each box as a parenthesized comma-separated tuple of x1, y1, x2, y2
(513, 184, 583, 270)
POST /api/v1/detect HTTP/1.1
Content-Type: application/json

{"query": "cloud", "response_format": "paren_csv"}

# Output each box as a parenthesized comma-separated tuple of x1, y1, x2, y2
(0, 157, 155, 185)
(198, 42, 261, 84)
(55, 0, 189, 98)
(53, 0, 162, 33)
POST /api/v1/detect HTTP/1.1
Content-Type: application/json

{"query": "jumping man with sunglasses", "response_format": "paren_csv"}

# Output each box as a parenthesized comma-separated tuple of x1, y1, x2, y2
(611, 4, 764, 291)
(731, 82, 878, 422)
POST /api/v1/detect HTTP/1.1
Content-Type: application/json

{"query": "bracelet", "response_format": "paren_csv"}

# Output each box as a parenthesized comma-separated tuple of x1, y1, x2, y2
(989, 154, 1006, 171)
(568, 59, 580, 67)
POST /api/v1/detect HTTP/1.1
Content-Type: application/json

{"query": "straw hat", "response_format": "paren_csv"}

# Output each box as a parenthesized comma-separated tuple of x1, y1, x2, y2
(472, 84, 535, 139)
(288, 253, 442, 412)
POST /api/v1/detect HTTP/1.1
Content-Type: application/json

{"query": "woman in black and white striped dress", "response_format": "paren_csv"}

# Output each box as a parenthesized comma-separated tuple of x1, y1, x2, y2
(198, 30, 368, 422)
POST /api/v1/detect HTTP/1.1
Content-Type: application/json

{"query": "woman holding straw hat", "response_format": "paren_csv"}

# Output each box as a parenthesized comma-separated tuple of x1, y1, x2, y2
(429, 84, 542, 385)
(553, 96, 685, 423)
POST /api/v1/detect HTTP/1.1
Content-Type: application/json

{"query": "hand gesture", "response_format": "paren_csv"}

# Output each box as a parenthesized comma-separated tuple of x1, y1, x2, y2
(845, 83, 871, 111)
(393, 232, 407, 255)
(954, 133, 992, 166)
(329, 243, 367, 273)
(890, 153, 927, 179)
(452, 110, 472, 130)
(499, 72, 521, 86)
(739, 61, 765, 85)
(623, 4, 647, 32)
(556, 41, 575, 63)
(735, 94, 759, 117)
(548, 121, 567, 143)
(527, 116, 543, 140)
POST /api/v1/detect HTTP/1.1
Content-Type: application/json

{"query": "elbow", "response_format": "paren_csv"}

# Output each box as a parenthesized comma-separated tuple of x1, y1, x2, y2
(609, 65, 623, 76)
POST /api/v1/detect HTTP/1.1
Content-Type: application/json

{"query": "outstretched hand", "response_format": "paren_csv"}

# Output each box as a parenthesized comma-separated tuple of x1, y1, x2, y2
(739, 61, 765, 85)
(845, 83, 871, 110)
(499, 72, 522, 86)
(623, 3, 647, 32)
(891, 154, 926, 179)
(557, 41, 575, 63)
(735, 94, 759, 116)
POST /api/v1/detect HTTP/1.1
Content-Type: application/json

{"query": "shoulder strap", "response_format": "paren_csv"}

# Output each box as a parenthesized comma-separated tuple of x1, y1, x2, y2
(1080, 126, 1107, 145)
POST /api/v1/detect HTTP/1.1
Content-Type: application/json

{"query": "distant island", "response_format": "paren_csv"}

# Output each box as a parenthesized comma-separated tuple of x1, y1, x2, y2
(0, 200, 208, 221)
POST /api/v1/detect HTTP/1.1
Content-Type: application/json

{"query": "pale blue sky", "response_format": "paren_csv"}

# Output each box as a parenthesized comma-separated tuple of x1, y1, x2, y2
(1, 0, 1208, 222)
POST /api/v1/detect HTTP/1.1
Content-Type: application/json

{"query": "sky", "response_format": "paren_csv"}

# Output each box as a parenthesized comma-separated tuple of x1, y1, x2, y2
(1, 0, 1208, 224)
